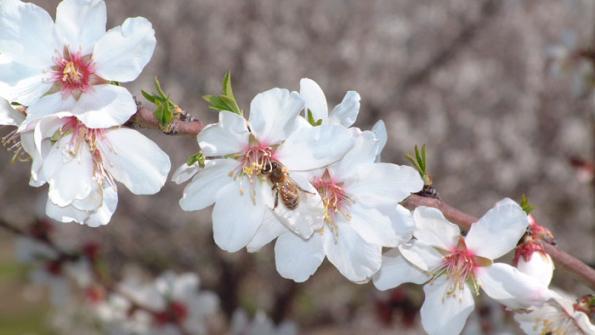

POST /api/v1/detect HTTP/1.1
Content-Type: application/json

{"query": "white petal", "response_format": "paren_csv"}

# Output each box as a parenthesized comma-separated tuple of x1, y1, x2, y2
(171, 162, 200, 184)
(179, 159, 236, 211)
(371, 120, 387, 160)
(0, 61, 53, 106)
(274, 231, 325, 282)
(92, 17, 156, 82)
(516, 253, 554, 288)
(43, 135, 94, 206)
(73, 84, 137, 128)
(324, 222, 382, 283)
(276, 124, 354, 171)
(246, 211, 287, 252)
(55, 0, 106, 54)
(349, 204, 398, 247)
(0, 98, 23, 125)
(299, 78, 328, 121)
(85, 182, 118, 227)
(21, 92, 76, 129)
(398, 241, 443, 272)
(20, 132, 48, 186)
(100, 128, 171, 195)
(420, 276, 475, 335)
(0, 0, 57, 68)
(477, 263, 552, 309)
(197, 111, 249, 156)
(348, 163, 423, 206)
(269, 171, 324, 239)
(465, 198, 528, 260)
(46, 198, 90, 224)
(412, 206, 460, 250)
(373, 248, 430, 290)
(72, 181, 103, 211)
(332, 130, 379, 178)
(248, 88, 303, 144)
(212, 179, 267, 252)
(329, 90, 360, 127)
(382, 204, 415, 242)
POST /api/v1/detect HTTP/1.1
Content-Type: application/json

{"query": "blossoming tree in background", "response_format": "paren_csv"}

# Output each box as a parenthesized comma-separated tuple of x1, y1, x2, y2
(0, 0, 594, 334)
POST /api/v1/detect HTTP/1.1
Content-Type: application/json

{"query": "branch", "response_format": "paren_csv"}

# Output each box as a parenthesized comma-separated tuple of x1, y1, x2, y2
(128, 102, 205, 136)
(402, 195, 595, 290)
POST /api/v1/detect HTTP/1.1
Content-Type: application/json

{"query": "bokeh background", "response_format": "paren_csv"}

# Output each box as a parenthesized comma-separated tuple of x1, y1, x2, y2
(0, 0, 594, 334)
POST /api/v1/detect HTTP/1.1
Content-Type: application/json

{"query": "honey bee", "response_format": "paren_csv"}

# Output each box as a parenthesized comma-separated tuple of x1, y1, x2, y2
(262, 161, 310, 210)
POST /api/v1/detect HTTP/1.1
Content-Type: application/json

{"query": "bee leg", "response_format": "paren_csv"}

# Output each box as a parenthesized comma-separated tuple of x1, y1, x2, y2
(274, 190, 279, 209)
(297, 185, 315, 195)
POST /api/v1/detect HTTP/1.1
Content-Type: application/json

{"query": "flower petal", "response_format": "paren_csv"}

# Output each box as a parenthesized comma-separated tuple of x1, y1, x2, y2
(0, 61, 53, 106)
(21, 92, 76, 129)
(420, 276, 475, 335)
(197, 111, 249, 156)
(477, 263, 552, 309)
(516, 253, 554, 288)
(276, 124, 354, 171)
(465, 198, 528, 260)
(43, 135, 94, 206)
(329, 90, 360, 127)
(398, 241, 443, 272)
(0, 0, 56, 68)
(100, 128, 171, 195)
(382, 204, 415, 242)
(299, 78, 328, 121)
(274, 231, 325, 283)
(55, 0, 106, 54)
(371, 120, 387, 160)
(249, 88, 303, 144)
(72, 84, 137, 128)
(20, 131, 49, 187)
(269, 171, 324, 239)
(412, 206, 460, 251)
(348, 163, 423, 206)
(373, 249, 430, 290)
(324, 222, 382, 283)
(171, 163, 200, 185)
(212, 178, 267, 252)
(332, 130, 379, 179)
(0, 98, 23, 126)
(85, 182, 118, 227)
(92, 17, 156, 82)
(179, 159, 236, 211)
(349, 204, 398, 247)
(246, 211, 287, 252)
(46, 198, 90, 224)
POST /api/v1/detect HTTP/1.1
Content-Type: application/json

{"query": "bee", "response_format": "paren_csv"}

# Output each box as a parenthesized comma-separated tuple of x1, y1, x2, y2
(262, 160, 308, 210)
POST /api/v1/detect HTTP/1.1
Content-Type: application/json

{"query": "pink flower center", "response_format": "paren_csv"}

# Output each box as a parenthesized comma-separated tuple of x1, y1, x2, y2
(53, 49, 95, 96)
(154, 301, 189, 326)
(237, 137, 275, 179)
(434, 238, 487, 296)
(312, 169, 352, 232)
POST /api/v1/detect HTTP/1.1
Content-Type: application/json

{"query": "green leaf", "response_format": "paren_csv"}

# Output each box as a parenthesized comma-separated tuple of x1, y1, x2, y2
(203, 71, 243, 116)
(186, 152, 206, 168)
(141, 90, 157, 104)
(520, 194, 534, 214)
(142, 77, 178, 129)
(306, 109, 323, 127)
(406, 144, 432, 186)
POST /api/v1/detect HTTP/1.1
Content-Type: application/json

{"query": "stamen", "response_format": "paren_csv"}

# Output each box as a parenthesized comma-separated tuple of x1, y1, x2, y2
(312, 169, 352, 236)
(53, 49, 95, 95)
(1, 129, 30, 162)
(430, 238, 484, 298)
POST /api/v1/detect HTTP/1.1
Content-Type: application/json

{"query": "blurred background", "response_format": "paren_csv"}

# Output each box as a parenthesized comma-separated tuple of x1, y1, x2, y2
(0, 0, 594, 334)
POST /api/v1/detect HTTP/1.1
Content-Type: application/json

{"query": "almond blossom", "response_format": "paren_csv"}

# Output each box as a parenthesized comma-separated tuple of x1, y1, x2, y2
(174, 88, 354, 252)
(0, 0, 156, 129)
(373, 199, 552, 335)
(299, 78, 360, 127)
(272, 130, 423, 283)
(513, 214, 555, 287)
(20, 112, 170, 226)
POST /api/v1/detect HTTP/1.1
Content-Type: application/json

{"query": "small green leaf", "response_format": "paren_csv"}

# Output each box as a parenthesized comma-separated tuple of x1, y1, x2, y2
(142, 77, 178, 129)
(306, 109, 323, 127)
(520, 194, 534, 214)
(406, 144, 432, 186)
(203, 72, 243, 116)
(186, 152, 206, 168)
(141, 90, 157, 104)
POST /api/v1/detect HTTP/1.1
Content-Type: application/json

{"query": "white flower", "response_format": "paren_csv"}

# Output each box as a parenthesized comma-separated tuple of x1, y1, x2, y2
(272, 131, 423, 283)
(299, 78, 360, 127)
(21, 113, 170, 226)
(373, 199, 552, 335)
(231, 310, 298, 335)
(117, 271, 219, 335)
(0, 0, 156, 128)
(175, 88, 354, 252)
(514, 291, 595, 335)
(513, 215, 555, 288)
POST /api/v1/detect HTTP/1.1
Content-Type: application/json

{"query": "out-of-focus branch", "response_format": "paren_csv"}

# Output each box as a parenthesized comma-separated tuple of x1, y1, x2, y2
(127, 102, 205, 136)
(402, 195, 595, 290)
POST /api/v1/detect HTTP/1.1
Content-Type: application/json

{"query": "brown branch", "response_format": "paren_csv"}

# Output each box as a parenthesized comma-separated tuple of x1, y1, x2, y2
(128, 102, 205, 136)
(402, 195, 595, 290)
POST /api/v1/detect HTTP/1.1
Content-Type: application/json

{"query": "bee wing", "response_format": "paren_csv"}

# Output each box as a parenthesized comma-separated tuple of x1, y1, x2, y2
(270, 172, 324, 239)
